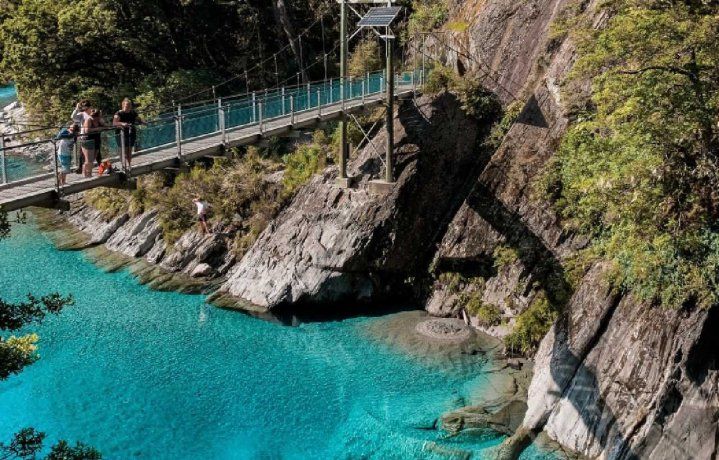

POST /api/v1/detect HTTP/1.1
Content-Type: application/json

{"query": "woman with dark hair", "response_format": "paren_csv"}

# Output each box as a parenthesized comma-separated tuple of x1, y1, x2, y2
(113, 98, 143, 169)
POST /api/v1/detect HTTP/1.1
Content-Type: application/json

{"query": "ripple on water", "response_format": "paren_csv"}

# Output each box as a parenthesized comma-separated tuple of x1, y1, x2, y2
(0, 219, 563, 459)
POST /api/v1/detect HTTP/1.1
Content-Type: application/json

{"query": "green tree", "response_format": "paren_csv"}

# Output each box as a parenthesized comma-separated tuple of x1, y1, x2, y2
(543, 0, 719, 308)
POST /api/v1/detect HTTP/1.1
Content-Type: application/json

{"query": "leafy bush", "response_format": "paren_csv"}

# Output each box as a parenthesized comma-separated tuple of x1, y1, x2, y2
(486, 101, 523, 150)
(493, 244, 520, 269)
(84, 188, 130, 220)
(282, 142, 327, 197)
(465, 293, 502, 327)
(348, 39, 382, 78)
(504, 293, 558, 355)
(408, 0, 449, 35)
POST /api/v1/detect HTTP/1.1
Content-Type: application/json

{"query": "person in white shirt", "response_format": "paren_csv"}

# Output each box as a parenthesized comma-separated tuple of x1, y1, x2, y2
(192, 197, 211, 235)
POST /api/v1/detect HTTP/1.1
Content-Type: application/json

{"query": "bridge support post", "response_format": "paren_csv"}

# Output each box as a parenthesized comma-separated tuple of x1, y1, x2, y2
(290, 95, 295, 125)
(218, 98, 226, 145)
(175, 105, 183, 160)
(307, 83, 311, 109)
(385, 32, 395, 183)
(0, 134, 6, 184)
(337, 0, 349, 184)
(120, 128, 127, 174)
(282, 87, 286, 115)
(317, 90, 322, 117)
(52, 140, 60, 194)
(252, 92, 257, 123)
(259, 102, 264, 135)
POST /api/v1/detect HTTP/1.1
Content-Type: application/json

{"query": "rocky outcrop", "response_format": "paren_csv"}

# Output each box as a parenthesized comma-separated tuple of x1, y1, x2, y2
(52, 194, 235, 291)
(216, 93, 487, 314)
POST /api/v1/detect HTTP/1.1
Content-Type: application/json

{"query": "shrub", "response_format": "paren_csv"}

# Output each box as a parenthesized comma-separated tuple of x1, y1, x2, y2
(84, 188, 130, 220)
(348, 39, 382, 78)
(493, 245, 520, 269)
(408, 0, 449, 35)
(465, 293, 502, 327)
(504, 293, 558, 356)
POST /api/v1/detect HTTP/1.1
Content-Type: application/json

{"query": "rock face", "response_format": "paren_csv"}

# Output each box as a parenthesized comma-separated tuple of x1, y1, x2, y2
(217, 94, 486, 313)
(424, 0, 719, 458)
(60, 195, 235, 289)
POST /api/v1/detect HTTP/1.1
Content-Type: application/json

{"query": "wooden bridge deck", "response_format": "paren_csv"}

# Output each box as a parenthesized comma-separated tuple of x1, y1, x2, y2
(0, 86, 415, 212)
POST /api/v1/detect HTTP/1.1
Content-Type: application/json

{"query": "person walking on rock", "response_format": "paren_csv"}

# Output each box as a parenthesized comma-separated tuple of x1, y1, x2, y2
(193, 197, 211, 235)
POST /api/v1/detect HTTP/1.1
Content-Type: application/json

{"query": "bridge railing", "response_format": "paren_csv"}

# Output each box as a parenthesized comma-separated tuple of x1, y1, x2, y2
(0, 70, 424, 189)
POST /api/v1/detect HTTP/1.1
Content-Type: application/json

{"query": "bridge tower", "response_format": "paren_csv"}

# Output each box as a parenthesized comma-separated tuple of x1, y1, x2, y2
(337, 0, 401, 190)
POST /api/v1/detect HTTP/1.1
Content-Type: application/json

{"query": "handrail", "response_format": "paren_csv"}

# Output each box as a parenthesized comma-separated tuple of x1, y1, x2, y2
(0, 70, 423, 186)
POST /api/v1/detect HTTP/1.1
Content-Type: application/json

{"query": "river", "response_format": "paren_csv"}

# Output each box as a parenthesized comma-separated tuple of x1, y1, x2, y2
(0, 84, 15, 108)
(0, 218, 560, 459)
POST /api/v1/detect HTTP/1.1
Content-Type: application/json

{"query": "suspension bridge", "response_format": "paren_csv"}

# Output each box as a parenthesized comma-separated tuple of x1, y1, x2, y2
(0, 71, 421, 212)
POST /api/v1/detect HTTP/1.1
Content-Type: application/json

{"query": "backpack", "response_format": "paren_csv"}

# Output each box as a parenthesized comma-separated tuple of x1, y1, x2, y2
(98, 160, 113, 176)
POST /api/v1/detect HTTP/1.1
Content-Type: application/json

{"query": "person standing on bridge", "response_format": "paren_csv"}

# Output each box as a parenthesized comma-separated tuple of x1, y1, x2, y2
(113, 98, 144, 169)
(193, 197, 211, 235)
(72, 100, 92, 174)
(80, 108, 104, 177)
(55, 123, 77, 186)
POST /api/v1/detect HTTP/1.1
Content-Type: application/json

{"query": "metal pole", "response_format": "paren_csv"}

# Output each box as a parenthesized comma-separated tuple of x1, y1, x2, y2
(120, 127, 127, 173)
(53, 140, 60, 194)
(329, 78, 333, 104)
(175, 105, 183, 160)
(421, 34, 427, 86)
(412, 34, 418, 95)
(385, 32, 395, 183)
(338, 0, 349, 181)
(290, 95, 295, 125)
(317, 90, 322, 116)
(362, 81, 366, 104)
(219, 98, 226, 144)
(252, 92, 257, 123)
(282, 87, 286, 115)
(0, 135, 6, 184)
(259, 102, 264, 134)
(307, 83, 311, 109)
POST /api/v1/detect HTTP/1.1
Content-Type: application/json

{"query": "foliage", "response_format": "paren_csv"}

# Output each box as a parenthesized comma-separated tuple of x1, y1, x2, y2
(348, 39, 382, 78)
(504, 293, 558, 355)
(84, 188, 130, 220)
(486, 101, 523, 150)
(493, 245, 520, 269)
(424, 66, 502, 123)
(465, 293, 502, 327)
(0, 0, 338, 123)
(407, 0, 449, 35)
(0, 428, 100, 460)
(132, 152, 283, 248)
(282, 143, 327, 197)
(542, 0, 719, 308)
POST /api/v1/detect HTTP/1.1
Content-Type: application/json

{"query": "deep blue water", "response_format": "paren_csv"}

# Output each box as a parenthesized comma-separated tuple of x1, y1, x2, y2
(0, 220, 558, 459)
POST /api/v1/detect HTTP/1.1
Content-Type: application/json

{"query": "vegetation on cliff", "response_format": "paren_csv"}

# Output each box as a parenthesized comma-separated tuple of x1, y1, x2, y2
(542, 0, 719, 309)
(0, 0, 334, 123)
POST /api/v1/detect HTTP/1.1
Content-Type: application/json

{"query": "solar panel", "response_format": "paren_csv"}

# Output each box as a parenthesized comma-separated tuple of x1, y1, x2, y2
(358, 7, 402, 27)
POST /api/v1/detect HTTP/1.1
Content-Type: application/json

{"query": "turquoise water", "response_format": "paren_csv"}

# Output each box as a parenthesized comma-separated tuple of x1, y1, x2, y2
(0, 83, 15, 108)
(0, 220, 557, 459)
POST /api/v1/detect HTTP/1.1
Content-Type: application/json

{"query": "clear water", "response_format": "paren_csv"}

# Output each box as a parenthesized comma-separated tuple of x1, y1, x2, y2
(0, 83, 15, 108)
(0, 220, 558, 459)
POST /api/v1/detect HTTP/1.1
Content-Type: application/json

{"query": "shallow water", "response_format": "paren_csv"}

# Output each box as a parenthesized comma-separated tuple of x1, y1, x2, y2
(0, 83, 15, 108)
(0, 219, 559, 459)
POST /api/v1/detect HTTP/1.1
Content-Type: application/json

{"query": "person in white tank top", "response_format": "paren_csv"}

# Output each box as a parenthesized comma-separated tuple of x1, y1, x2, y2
(193, 197, 211, 235)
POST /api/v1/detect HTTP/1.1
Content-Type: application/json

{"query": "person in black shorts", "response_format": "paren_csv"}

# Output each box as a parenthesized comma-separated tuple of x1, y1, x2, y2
(113, 98, 144, 168)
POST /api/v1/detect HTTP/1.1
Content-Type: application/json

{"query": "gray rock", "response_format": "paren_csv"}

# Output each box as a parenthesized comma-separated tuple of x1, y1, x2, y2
(219, 93, 485, 312)
(191, 263, 213, 278)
